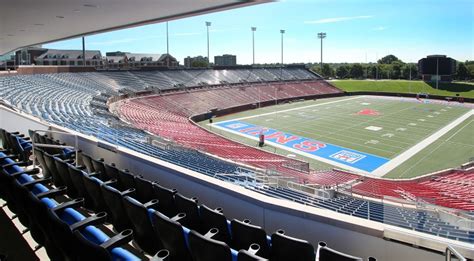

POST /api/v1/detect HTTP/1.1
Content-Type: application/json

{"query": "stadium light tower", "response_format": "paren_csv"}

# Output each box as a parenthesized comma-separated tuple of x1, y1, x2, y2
(317, 32, 326, 71)
(82, 36, 86, 67)
(206, 21, 211, 66)
(251, 27, 256, 65)
(436, 57, 439, 89)
(166, 21, 169, 67)
(280, 30, 285, 68)
(277, 29, 285, 110)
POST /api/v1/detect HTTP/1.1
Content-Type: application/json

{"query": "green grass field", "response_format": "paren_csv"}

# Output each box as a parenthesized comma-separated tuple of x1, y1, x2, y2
(330, 80, 474, 98)
(201, 96, 473, 179)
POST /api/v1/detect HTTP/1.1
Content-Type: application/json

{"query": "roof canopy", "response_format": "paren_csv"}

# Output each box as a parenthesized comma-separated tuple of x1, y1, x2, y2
(0, 0, 269, 55)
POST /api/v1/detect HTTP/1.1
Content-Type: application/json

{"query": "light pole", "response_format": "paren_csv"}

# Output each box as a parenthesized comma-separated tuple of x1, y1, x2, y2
(280, 29, 285, 78)
(206, 21, 211, 66)
(436, 57, 439, 89)
(166, 22, 169, 67)
(251, 27, 256, 65)
(82, 36, 86, 67)
(280, 30, 285, 67)
(317, 32, 326, 72)
(278, 30, 285, 110)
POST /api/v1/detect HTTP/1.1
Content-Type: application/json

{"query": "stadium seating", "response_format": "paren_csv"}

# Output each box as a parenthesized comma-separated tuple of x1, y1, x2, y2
(1, 67, 473, 247)
(2, 131, 385, 260)
(352, 172, 474, 210)
(0, 147, 146, 260)
(116, 80, 342, 185)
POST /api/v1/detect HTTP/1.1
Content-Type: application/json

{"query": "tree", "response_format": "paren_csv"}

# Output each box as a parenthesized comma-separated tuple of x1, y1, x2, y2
(336, 66, 349, 79)
(401, 63, 418, 80)
(391, 61, 403, 79)
(467, 64, 474, 79)
(321, 64, 334, 78)
(378, 54, 401, 64)
(191, 60, 208, 68)
(456, 63, 469, 80)
(350, 64, 364, 79)
(368, 65, 377, 79)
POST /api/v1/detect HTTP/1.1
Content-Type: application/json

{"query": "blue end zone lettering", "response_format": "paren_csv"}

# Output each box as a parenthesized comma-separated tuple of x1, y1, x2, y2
(214, 120, 389, 173)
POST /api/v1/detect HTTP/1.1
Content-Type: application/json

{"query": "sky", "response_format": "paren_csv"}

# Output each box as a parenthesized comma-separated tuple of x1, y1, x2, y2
(44, 0, 474, 65)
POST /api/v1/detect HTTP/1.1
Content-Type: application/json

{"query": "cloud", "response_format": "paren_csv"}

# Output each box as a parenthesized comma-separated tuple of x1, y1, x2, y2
(372, 26, 388, 31)
(304, 15, 373, 24)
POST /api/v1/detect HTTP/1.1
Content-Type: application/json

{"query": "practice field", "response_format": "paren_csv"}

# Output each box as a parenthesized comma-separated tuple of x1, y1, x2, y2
(200, 96, 473, 179)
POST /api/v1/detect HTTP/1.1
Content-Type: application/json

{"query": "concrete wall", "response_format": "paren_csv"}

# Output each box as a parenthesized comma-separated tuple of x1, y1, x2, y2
(16, 66, 96, 75)
(1, 106, 473, 260)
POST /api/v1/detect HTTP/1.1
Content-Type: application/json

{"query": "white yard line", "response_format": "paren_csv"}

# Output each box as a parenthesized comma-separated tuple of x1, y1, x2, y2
(371, 110, 474, 177)
(216, 96, 363, 124)
(445, 119, 473, 142)
(210, 123, 370, 175)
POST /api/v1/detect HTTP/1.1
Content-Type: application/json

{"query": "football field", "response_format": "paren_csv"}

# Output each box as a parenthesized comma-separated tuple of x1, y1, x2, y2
(201, 96, 474, 179)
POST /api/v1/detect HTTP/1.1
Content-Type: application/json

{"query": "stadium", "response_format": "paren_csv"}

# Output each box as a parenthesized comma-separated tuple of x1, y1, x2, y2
(0, 1, 473, 261)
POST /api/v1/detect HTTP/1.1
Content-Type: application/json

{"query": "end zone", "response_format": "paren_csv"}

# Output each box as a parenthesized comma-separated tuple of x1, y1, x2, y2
(212, 120, 390, 174)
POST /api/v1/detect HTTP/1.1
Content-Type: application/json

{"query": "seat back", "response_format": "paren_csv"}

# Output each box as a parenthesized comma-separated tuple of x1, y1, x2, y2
(33, 147, 50, 178)
(100, 184, 132, 231)
(73, 229, 135, 261)
(230, 219, 270, 258)
(91, 158, 106, 180)
(81, 153, 94, 173)
(151, 211, 192, 261)
(188, 230, 232, 261)
(123, 196, 162, 255)
(270, 230, 315, 261)
(54, 158, 78, 197)
(135, 175, 155, 203)
(118, 169, 136, 190)
(175, 193, 201, 231)
(73, 229, 115, 260)
(200, 204, 230, 244)
(67, 165, 94, 208)
(104, 163, 119, 181)
(43, 152, 64, 186)
(46, 208, 80, 260)
(82, 175, 107, 211)
(153, 183, 177, 217)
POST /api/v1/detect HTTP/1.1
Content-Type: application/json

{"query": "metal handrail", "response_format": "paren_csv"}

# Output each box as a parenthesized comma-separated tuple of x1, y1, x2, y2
(32, 129, 80, 166)
(445, 245, 466, 261)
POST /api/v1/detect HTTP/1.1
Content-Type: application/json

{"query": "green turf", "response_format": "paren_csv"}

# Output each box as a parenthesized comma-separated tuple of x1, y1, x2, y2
(383, 116, 474, 179)
(200, 96, 473, 179)
(330, 80, 474, 98)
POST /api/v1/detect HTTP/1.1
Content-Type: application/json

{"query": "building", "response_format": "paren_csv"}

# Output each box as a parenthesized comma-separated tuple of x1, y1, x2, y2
(106, 52, 178, 69)
(214, 54, 237, 66)
(184, 56, 209, 68)
(418, 55, 456, 82)
(35, 49, 103, 66)
(0, 52, 15, 70)
(15, 47, 48, 66)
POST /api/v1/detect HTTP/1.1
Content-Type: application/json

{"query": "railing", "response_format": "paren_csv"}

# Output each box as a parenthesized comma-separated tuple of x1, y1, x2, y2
(31, 129, 79, 165)
(445, 245, 466, 261)
(215, 168, 332, 200)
